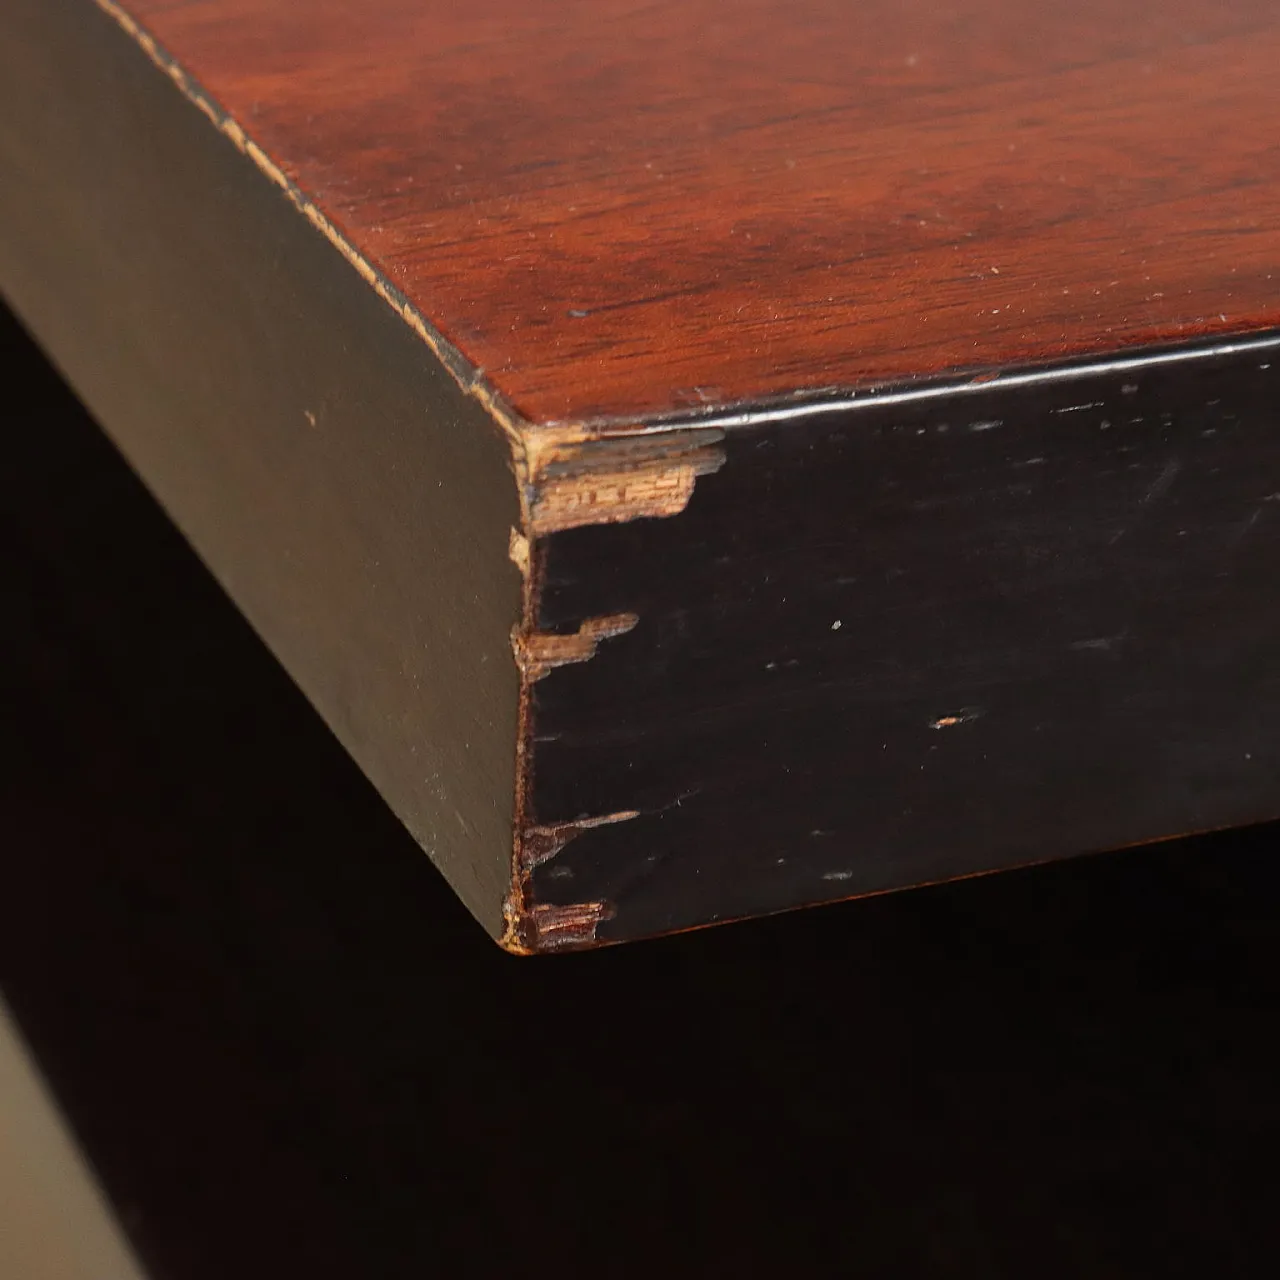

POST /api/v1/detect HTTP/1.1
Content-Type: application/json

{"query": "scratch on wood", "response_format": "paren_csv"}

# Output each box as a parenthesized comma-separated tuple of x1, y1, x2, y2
(513, 613, 639, 682)
(1142, 458, 1183, 506)
(930, 707, 985, 729)
(520, 810, 641, 871)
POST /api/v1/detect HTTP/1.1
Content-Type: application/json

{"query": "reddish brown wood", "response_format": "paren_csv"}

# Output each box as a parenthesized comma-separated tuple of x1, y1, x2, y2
(112, 0, 1280, 426)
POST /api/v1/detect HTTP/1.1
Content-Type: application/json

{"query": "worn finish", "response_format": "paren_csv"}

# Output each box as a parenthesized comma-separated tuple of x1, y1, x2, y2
(4, 0, 1280, 948)
(525, 346, 1280, 940)
(98, 0, 1280, 426)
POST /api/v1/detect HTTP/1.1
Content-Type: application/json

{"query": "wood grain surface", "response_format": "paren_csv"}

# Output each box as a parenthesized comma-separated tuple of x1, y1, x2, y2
(108, 0, 1280, 426)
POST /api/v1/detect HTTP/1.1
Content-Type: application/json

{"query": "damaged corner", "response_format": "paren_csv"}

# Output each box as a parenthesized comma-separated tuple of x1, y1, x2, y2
(500, 811, 638, 954)
(519, 424, 726, 536)
(502, 895, 615, 954)
(521, 901, 617, 951)
(499, 420, 726, 953)
(521, 810, 641, 871)
(511, 611, 639, 683)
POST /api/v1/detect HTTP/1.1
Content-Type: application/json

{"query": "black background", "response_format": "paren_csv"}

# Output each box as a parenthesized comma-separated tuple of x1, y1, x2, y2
(2, 302, 1277, 1277)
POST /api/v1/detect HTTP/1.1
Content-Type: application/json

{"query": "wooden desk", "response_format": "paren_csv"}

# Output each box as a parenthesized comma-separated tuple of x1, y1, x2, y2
(3, 0, 1279, 949)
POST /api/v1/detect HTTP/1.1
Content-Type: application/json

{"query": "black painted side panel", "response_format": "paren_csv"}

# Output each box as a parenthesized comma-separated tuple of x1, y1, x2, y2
(0, 0, 523, 932)
(531, 348, 1280, 940)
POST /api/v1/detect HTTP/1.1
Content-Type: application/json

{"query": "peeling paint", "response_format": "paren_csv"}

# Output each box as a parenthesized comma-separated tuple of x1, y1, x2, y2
(520, 810, 641, 871)
(507, 527, 531, 578)
(522, 901, 616, 951)
(930, 707, 985, 729)
(500, 808, 637, 953)
(529, 456, 718, 533)
(521, 428, 726, 535)
(512, 613, 639, 683)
